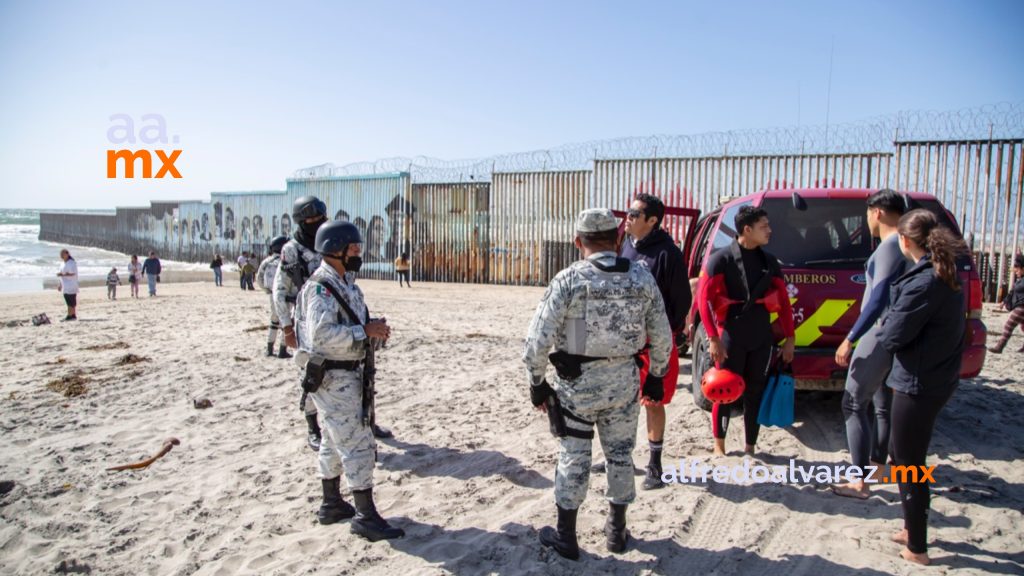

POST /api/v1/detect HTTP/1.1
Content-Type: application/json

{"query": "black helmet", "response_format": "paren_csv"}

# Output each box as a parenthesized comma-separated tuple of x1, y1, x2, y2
(268, 235, 288, 255)
(315, 220, 362, 255)
(293, 196, 327, 221)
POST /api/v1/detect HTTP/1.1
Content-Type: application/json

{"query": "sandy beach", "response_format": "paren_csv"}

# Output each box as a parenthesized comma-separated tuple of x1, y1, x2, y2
(0, 279, 1021, 575)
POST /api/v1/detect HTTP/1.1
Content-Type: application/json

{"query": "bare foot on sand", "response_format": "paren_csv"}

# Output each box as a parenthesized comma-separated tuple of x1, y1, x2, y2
(890, 529, 908, 545)
(832, 482, 870, 500)
(712, 439, 726, 456)
(900, 547, 930, 565)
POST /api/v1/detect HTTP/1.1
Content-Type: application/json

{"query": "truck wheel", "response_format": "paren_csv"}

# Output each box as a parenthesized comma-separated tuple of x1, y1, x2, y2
(691, 324, 713, 412)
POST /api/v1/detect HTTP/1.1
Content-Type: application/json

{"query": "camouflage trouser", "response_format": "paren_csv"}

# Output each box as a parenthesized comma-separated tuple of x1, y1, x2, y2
(553, 358, 640, 510)
(308, 368, 375, 489)
(267, 294, 282, 345)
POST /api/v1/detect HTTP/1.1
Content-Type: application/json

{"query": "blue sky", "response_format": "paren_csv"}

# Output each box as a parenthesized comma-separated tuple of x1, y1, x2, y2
(0, 0, 1021, 209)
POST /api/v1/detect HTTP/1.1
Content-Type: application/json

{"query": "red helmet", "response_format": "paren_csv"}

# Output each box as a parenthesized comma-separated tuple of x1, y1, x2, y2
(701, 367, 746, 404)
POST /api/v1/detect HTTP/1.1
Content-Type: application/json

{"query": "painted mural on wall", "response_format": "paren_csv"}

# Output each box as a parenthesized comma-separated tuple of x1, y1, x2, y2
(283, 174, 415, 280)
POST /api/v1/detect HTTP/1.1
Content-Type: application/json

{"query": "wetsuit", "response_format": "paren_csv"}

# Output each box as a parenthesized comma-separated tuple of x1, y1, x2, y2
(841, 233, 905, 468)
(698, 240, 795, 445)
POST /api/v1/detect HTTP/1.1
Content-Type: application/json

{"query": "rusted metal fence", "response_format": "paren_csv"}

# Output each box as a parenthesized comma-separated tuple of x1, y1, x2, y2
(592, 153, 892, 246)
(489, 171, 590, 286)
(411, 183, 490, 284)
(39, 143, 1022, 298)
(893, 139, 1023, 300)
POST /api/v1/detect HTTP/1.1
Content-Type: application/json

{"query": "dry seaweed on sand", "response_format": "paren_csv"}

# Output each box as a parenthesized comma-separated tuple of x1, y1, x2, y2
(46, 372, 90, 398)
(82, 341, 130, 351)
(114, 354, 150, 366)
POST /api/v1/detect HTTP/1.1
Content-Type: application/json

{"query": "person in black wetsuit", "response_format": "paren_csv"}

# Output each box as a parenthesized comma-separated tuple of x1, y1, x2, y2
(697, 206, 795, 456)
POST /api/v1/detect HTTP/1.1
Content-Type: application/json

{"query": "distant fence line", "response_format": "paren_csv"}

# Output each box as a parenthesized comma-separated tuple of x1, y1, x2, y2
(39, 103, 1023, 300)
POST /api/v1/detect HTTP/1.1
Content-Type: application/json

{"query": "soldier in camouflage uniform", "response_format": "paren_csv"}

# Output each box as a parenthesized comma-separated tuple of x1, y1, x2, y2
(274, 196, 328, 452)
(523, 208, 672, 560)
(295, 219, 404, 541)
(257, 235, 290, 358)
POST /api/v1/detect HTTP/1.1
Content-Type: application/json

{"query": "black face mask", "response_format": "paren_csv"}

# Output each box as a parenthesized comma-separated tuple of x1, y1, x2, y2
(342, 255, 363, 273)
(325, 253, 362, 273)
(294, 217, 326, 250)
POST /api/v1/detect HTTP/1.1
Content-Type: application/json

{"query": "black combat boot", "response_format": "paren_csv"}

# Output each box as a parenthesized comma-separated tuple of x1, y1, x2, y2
(318, 477, 355, 524)
(538, 505, 580, 560)
(371, 424, 393, 439)
(351, 488, 405, 541)
(278, 345, 292, 359)
(306, 414, 322, 452)
(605, 502, 629, 553)
(266, 342, 275, 357)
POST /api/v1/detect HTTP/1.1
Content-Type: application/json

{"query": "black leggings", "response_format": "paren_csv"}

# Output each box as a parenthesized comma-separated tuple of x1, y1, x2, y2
(889, 388, 953, 554)
(712, 332, 773, 446)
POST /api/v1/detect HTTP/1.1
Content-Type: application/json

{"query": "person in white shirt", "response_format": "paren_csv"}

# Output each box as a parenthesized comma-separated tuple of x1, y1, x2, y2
(237, 252, 249, 290)
(57, 249, 79, 321)
(127, 255, 142, 298)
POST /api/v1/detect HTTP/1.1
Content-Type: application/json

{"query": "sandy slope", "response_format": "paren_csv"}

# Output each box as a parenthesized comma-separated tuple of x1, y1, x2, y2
(0, 280, 1021, 575)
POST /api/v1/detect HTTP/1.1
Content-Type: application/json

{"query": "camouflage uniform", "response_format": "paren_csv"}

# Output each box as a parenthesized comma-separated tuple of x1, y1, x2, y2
(295, 260, 375, 488)
(256, 253, 282, 346)
(523, 210, 672, 511)
(274, 239, 322, 415)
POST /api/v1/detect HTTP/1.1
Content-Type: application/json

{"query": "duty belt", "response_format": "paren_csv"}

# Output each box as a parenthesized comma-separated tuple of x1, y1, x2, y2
(324, 359, 361, 371)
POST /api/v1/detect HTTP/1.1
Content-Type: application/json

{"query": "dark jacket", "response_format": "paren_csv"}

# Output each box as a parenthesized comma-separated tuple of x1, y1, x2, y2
(621, 228, 691, 333)
(142, 257, 162, 276)
(878, 256, 965, 396)
(210, 257, 223, 269)
(1003, 275, 1024, 310)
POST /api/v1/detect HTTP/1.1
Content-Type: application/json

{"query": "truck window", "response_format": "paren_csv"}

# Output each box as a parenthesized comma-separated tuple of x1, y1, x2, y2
(689, 215, 716, 276)
(761, 198, 872, 269)
(760, 197, 963, 269)
(711, 200, 752, 252)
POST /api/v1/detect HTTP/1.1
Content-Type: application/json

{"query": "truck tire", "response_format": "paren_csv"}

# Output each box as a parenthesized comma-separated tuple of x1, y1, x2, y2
(691, 324, 713, 412)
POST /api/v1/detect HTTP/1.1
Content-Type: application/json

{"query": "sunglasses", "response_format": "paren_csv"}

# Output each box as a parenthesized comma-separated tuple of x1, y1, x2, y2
(627, 208, 645, 220)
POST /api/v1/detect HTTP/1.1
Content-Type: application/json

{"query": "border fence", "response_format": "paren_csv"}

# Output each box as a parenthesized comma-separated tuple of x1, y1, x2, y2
(40, 103, 1023, 301)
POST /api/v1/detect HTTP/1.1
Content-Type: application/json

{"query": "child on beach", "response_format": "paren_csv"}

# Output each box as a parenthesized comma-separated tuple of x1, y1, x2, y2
(106, 267, 121, 300)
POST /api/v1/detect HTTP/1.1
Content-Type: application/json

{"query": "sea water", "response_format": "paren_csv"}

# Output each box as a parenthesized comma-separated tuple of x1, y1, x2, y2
(0, 209, 206, 293)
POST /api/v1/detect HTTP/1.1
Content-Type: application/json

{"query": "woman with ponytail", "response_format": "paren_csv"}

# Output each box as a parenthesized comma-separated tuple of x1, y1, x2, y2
(877, 209, 969, 565)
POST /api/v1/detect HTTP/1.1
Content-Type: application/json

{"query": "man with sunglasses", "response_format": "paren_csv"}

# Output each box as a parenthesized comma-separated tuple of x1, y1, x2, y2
(620, 194, 691, 490)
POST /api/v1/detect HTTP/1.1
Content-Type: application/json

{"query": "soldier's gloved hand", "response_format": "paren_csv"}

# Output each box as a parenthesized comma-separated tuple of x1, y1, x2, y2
(530, 379, 555, 408)
(642, 374, 664, 403)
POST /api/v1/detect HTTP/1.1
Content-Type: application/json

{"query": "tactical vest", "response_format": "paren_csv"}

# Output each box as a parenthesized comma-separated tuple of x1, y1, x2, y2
(561, 258, 647, 358)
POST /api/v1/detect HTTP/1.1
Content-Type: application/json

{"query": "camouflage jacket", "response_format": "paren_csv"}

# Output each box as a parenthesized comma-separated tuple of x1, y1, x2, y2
(272, 239, 322, 327)
(295, 261, 368, 362)
(256, 254, 280, 293)
(523, 251, 672, 386)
